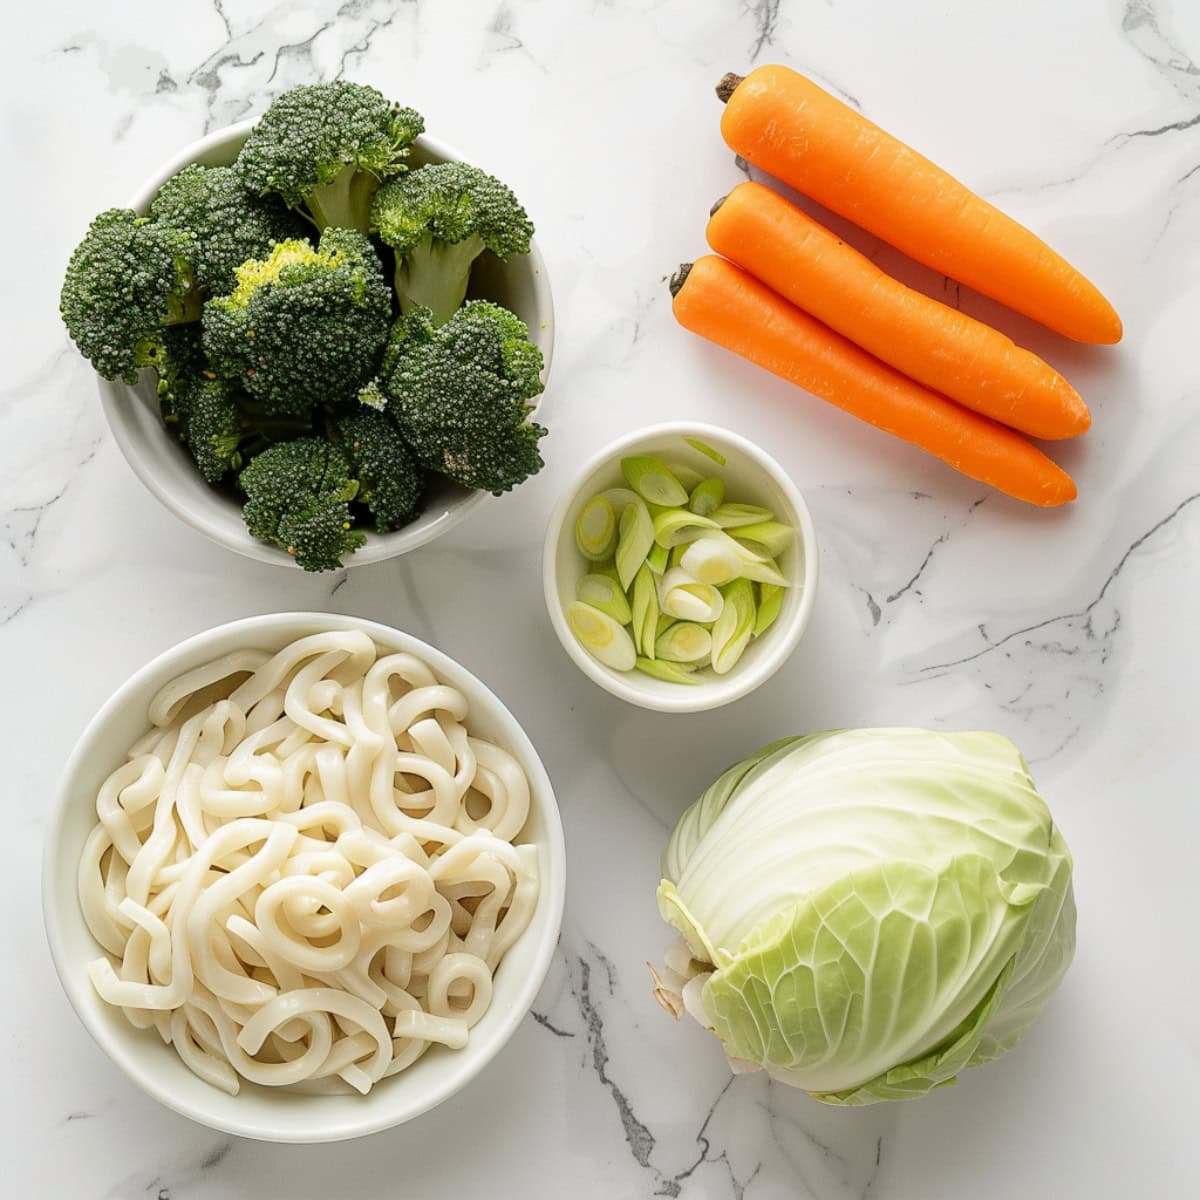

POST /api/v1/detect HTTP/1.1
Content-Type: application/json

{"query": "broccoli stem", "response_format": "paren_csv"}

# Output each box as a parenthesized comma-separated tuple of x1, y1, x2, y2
(393, 233, 487, 326)
(304, 163, 382, 234)
(164, 288, 204, 325)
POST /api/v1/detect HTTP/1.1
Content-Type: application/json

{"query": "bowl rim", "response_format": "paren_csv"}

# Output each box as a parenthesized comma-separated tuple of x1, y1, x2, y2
(41, 611, 567, 1142)
(98, 118, 556, 569)
(542, 421, 819, 714)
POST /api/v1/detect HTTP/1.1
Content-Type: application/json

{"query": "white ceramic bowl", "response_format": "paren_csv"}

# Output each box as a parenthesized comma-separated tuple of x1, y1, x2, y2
(543, 423, 818, 713)
(98, 121, 555, 568)
(42, 613, 566, 1143)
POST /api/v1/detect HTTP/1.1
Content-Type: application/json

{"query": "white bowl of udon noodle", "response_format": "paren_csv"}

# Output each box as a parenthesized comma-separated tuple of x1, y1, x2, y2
(43, 612, 565, 1142)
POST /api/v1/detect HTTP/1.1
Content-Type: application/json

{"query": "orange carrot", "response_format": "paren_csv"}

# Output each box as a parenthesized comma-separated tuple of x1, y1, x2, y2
(717, 66, 1121, 345)
(707, 181, 1090, 440)
(671, 256, 1077, 507)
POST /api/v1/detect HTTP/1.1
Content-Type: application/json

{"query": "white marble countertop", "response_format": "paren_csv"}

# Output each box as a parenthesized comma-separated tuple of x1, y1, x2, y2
(5, 0, 1198, 1196)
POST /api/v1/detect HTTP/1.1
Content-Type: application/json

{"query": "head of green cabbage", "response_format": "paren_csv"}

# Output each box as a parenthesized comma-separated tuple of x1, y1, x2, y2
(654, 729, 1075, 1104)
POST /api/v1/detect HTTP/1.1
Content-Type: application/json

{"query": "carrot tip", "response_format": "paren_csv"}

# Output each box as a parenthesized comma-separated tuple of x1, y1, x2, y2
(669, 263, 693, 298)
(716, 73, 744, 103)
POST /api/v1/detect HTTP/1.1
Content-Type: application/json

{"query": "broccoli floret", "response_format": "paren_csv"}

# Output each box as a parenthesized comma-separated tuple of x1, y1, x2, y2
(149, 164, 308, 296)
(177, 377, 248, 483)
(155, 323, 209, 423)
(155, 324, 311, 477)
(236, 82, 425, 233)
(202, 227, 392, 418)
(380, 301, 546, 494)
(371, 162, 534, 325)
(60, 208, 201, 382)
(334, 408, 425, 532)
(239, 438, 365, 571)
(152, 325, 246, 482)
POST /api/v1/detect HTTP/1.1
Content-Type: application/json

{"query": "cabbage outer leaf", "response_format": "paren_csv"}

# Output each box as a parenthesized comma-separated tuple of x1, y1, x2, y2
(657, 729, 1075, 1102)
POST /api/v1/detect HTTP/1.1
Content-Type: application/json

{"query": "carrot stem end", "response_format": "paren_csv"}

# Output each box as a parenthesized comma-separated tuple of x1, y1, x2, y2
(715, 73, 744, 103)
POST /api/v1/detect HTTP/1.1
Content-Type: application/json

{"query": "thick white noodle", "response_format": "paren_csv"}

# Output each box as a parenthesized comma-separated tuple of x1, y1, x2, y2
(78, 633, 539, 1095)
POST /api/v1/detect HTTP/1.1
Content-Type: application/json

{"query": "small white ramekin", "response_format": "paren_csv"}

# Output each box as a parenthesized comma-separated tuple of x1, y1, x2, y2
(42, 612, 566, 1142)
(542, 422, 818, 713)
(96, 121, 555, 569)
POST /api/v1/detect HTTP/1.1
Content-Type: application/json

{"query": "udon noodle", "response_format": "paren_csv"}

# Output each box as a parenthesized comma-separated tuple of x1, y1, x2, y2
(77, 630, 539, 1096)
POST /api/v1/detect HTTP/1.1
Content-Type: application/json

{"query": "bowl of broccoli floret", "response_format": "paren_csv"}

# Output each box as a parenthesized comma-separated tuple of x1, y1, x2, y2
(60, 81, 554, 572)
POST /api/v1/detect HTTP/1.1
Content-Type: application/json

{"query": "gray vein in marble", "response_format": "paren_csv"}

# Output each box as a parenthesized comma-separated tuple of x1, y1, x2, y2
(530, 1009, 575, 1037)
(333, 0, 414, 80)
(760, 1091, 846, 1198)
(745, 0, 782, 61)
(761, 1097, 854, 1178)
(861, 1137, 883, 1198)
(1121, 0, 1200, 94)
(1172, 160, 1200, 187)
(821, 491, 988, 632)
(189, 48, 267, 129)
(885, 532, 948, 604)
(483, 3, 547, 73)
(759, 1081, 888, 1199)
(0, 432, 100, 567)
(109, 1139, 236, 1200)
(922, 489, 1200, 674)
(1117, 109, 1200, 141)
(858, 586, 882, 627)
(1107, 1, 1200, 146)
(1151, 160, 1200, 246)
(210, 0, 233, 43)
(567, 943, 763, 1197)
(199, 1141, 233, 1170)
(266, 22, 336, 86)
(666, 1078, 763, 1200)
(574, 946, 656, 1170)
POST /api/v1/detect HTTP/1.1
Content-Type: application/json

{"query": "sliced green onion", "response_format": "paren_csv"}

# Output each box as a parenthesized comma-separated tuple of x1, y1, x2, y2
(663, 461, 705, 493)
(754, 583, 784, 637)
(679, 536, 742, 586)
(631, 563, 660, 658)
(732, 520, 795, 559)
(615, 496, 655, 591)
(566, 602, 637, 671)
(656, 622, 712, 664)
(660, 568, 724, 623)
(601, 487, 642, 510)
(711, 503, 775, 529)
(711, 579, 756, 675)
(646, 542, 670, 576)
(621, 455, 689, 508)
(689, 477, 725, 517)
(576, 573, 632, 624)
(635, 657, 702, 685)
(685, 529, 791, 588)
(734, 554, 789, 588)
(575, 495, 617, 561)
(684, 437, 726, 466)
(653, 509, 720, 548)
(570, 448, 792, 681)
